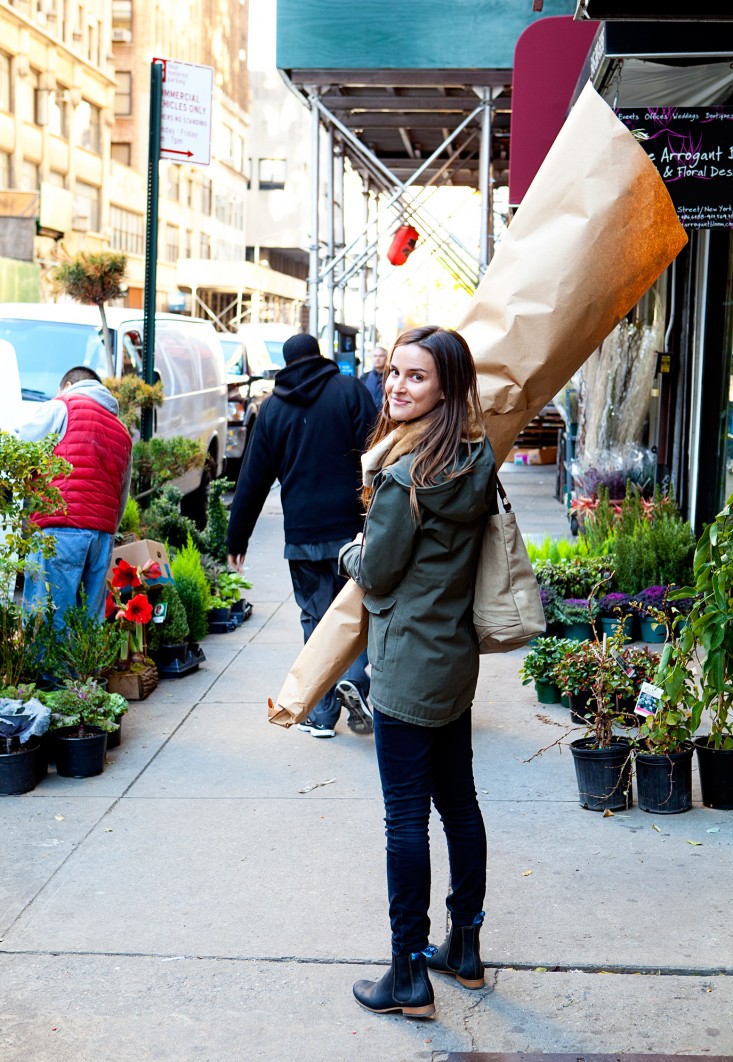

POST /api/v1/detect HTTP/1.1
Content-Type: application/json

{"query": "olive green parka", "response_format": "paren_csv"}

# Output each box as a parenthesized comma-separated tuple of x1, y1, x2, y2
(339, 437, 496, 726)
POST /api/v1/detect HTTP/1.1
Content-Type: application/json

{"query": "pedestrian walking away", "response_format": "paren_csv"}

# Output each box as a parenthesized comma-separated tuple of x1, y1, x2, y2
(226, 332, 377, 737)
(17, 366, 132, 628)
(339, 325, 496, 1018)
(361, 344, 388, 411)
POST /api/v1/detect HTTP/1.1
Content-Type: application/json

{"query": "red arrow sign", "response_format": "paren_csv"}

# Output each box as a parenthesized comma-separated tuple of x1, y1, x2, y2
(161, 147, 194, 157)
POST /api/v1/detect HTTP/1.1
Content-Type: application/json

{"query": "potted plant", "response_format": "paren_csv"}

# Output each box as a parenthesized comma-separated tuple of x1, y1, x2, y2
(595, 592, 634, 642)
(217, 569, 253, 625)
(630, 585, 670, 643)
(105, 558, 160, 700)
(552, 639, 599, 722)
(538, 586, 561, 636)
(673, 494, 733, 809)
(519, 637, 575, 704)
(46, 678, 128, 778)
(613, 645, 659, 721)
(43, 594, 124, 684)
(147, 582, 201, 677)
(170, 534, 211, 644)
(0, 689, 50, 794)
(634, 640, 697, 814)
(555, 597, 598, 641)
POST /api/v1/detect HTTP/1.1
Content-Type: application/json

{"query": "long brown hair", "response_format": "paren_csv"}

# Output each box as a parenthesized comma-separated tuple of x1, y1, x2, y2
(364, 325, 484, 511)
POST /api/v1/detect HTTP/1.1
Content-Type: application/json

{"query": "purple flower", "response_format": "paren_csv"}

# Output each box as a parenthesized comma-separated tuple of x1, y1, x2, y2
(597, 592, 632, 617)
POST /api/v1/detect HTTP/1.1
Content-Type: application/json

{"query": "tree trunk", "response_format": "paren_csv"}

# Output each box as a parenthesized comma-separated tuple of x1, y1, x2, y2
(97, 302, 114, 377)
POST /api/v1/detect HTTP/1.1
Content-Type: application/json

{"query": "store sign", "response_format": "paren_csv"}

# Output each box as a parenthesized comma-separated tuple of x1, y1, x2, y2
(617, 108, 733, 229)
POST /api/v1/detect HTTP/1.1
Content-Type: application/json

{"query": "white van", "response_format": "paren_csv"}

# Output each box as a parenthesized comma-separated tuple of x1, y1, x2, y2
(0, 303, 227, 526)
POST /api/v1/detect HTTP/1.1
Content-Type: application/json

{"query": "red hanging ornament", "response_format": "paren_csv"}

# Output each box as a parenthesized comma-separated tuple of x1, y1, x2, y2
(387, 225, 419, 266)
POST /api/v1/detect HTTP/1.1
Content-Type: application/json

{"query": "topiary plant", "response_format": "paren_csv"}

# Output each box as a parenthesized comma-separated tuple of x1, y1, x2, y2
(147, 583, 190, 650)
(203, 478, 235, 564)
(51, 250, 127, 374)
(171, 534, 211, 642)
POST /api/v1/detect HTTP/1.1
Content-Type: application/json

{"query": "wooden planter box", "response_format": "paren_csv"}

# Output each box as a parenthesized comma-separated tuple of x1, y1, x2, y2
(107, 665, 159, 701)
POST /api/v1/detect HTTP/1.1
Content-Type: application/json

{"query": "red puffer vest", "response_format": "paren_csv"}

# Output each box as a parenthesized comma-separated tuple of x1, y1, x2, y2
(35, 394, 132, 533)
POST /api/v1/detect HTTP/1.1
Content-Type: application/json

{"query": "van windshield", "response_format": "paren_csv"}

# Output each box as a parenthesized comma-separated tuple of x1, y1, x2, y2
(0, 319, 110, 399)
(264, 340, 286, 368)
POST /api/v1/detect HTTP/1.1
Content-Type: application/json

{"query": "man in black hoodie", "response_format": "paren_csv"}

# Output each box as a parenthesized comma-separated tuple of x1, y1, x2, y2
(227, 333, 376, 737)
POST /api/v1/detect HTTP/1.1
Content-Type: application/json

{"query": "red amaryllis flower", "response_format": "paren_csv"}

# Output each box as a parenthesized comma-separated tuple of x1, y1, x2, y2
(105, 592, 117, 620)
(120, 593, 153, 624)
(111, 559, 142, 589)
(142, 560, 162, 580)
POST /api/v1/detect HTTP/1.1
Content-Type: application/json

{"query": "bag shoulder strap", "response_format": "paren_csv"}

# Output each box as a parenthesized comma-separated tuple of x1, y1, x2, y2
(496, 476, 512, 514)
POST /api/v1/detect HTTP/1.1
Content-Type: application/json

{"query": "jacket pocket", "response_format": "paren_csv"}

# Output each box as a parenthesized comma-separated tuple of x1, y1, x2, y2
(363, 592, 397, 673)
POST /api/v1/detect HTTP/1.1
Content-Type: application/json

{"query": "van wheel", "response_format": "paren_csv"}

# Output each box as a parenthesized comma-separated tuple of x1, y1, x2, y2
(182, 452, 215, 531)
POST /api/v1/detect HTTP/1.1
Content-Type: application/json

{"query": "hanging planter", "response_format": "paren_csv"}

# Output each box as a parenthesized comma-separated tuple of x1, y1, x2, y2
(570, 737, 633, 812)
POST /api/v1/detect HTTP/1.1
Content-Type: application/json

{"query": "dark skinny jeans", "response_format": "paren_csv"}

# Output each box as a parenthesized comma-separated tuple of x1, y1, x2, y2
(372, 706, 487, 957)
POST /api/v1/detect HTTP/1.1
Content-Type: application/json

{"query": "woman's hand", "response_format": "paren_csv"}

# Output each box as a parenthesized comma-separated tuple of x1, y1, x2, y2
(228, 553, 246, 573)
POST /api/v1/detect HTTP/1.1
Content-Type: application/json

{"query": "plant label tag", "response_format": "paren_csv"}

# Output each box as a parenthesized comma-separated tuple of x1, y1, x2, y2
(635, 681, 664, 717)
(611, 650, 635, 677)
(152, 602, 168, 624)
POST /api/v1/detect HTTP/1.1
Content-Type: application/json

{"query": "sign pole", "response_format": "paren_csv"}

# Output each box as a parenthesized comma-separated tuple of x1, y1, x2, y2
(142, 60, 163, 443)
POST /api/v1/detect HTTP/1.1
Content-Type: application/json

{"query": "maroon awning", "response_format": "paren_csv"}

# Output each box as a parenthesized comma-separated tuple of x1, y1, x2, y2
(509, 15, 598, 206)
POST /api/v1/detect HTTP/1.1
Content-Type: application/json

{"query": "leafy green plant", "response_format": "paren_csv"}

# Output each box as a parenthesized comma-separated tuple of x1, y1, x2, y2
(45, 678, 128, 736)
(119, 496, 141, 537)
(581, 486, 617, 556)
(552, 640, 598, 694)
(611, 485, 694, 594)
(635, 639, 696, 754)
(519, 637, 577, 684)
(43, 595, 123, 681)
(0, 603, 48, 688)
(171, 534, 211, 641)
(525, 535, 588, 566)
(138, 485, 205, 552)
(534, 557, 611, 599)
(147, 583, 190, 650)
(52, 251, 127, 373)
(132, 437, 204, 499)
(104, 376, 164, 434)
(217, 569, 252, 607)
(670, 494, 733, 749)
(555, 598, 598, 626)
(203, 478, 235, 564)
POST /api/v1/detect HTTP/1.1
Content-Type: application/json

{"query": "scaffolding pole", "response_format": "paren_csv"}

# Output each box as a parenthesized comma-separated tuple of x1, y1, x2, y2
(307, 89, 321, 338)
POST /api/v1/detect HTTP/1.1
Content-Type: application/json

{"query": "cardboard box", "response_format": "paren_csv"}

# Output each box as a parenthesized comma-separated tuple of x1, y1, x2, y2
(108, 539, 173, 585)
(527, 446, 557, 465)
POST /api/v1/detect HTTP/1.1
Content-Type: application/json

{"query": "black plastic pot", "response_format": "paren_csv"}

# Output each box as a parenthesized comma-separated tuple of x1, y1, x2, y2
(230, 598, 253, 625)
(695, 736, 733, 810)
(635, 743, 694, 814)
(106, 715, 123, 750)
(568, 689, 595, 726)
(151, 643, 188, 669)
(570, 737, 633, 811)
(53, 726, 108, 779)
(0, 738, 42, 795)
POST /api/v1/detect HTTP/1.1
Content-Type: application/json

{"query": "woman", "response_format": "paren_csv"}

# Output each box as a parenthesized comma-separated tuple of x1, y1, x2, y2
(339, 325, 496, 1018)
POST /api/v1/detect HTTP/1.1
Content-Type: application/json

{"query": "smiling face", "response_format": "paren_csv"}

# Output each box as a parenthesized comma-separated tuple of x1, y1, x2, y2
(385, 342, 444, 423)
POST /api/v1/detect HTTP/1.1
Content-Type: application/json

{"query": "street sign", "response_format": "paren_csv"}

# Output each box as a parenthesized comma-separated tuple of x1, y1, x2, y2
(155, 58, 213, 167)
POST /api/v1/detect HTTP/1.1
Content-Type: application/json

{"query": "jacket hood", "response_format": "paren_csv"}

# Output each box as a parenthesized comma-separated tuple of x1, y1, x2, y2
(272, 355, 340, 406)
(65, 379, 119, 416)
(387, 438, 494, 523)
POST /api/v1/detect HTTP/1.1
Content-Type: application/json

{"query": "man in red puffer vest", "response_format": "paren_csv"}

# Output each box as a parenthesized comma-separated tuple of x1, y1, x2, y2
(17, 365, 132, 628)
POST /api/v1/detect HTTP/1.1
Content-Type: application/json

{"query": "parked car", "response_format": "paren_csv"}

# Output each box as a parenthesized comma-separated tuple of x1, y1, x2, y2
(0, 303, 228, 526)
(221, 324, 299, 481)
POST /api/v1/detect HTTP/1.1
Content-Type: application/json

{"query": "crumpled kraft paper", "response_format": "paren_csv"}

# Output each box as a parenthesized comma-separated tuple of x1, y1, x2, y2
(269, 83, 687, 728)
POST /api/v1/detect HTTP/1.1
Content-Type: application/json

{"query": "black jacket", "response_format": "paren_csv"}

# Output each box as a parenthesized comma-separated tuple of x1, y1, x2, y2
(227, 354, 377, 554)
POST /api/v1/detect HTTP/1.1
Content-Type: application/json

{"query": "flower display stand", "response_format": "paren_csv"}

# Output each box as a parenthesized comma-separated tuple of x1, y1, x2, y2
(107, 665, 159, 701)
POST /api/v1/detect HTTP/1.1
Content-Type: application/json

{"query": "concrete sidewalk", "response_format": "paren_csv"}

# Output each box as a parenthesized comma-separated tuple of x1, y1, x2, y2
(1, 467, 731, 1062)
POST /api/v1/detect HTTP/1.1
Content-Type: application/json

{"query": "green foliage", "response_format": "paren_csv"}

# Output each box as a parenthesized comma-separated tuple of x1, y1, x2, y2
(611, 484, 694, 594)
(45, 678, 128, 735)
(554, 598, 598, 626)
(119, 496, 141, 536)
(519, 637, 577, 684)
(525, 535, 588, 566)
(43, 596, 124, 681)
(203, 478, 235, 564)
(52, 251, 127, 305)
(139, 485, 204, 552)
(534, 556, 611, 599)
(670, 496, 733, 747)
(217, 569, 251, 606)
(171, 534, 211, 641)
(132, 436, 204, 498)
(0, 432, 71, 578)
(582, 487, 617, 556)
(104, 376, 164, 433)
(0, 603, 47, 687)
(147, 583, 190, 649)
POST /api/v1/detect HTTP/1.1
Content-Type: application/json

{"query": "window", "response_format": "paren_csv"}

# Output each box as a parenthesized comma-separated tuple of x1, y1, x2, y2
(0, 52, 10, 112)
(110, 204, 144, 255)
(75, 100, 101, 154)
(164, 223, 179, 263)
(215, 191, 228, 224)
(19, 69, 40, 125)
(114, 71, 132, 117)
(111, 142, 132, 166)
(184, 229, 192, 258)
(200, 176, 212, 215)
(0, 151, 10, 188)
(200, 232, 211, 259)
(48, 88, 70, 138)
(112, 0, 133, 41)
(20, 160, 39, 191)
(258, 158, 286, 191)
(74, 179, 100, 231)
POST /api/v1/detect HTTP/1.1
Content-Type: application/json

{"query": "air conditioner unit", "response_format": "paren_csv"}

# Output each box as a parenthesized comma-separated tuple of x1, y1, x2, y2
(112, 28, 132, 42)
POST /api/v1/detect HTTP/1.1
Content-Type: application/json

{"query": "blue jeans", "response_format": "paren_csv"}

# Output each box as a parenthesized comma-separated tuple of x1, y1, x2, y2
(22, 528, 114, 628)
(289, 557, 370, 728)
(373, 706, 487, 957)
